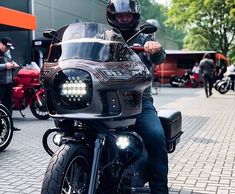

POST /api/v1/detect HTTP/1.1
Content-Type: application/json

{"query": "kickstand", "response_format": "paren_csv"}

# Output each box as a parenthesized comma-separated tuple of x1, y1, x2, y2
(19, 110, 25, 118)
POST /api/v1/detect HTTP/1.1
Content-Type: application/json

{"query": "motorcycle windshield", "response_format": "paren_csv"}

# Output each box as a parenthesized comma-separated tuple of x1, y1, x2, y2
(49, 22, 141, 63)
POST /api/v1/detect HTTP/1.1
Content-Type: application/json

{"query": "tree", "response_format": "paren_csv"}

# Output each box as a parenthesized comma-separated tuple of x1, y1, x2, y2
(140, 0, 185, 48)
(167, 0, 235, 57)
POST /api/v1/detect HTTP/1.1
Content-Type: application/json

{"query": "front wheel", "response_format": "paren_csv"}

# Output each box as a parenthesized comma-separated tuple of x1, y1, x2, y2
(218, 82, 229, 94)
(30, 93, 49, 120)
(0, 104, 13, 152)
(41, 143, 92, 194)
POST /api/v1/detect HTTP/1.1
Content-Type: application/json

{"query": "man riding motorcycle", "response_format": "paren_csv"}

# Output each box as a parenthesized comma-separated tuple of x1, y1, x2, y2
(106, 0, 168, 193)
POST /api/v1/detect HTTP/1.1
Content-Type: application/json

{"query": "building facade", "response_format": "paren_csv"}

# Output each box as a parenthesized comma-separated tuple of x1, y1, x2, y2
(0, 0, 180, 65)
(0, 0, 107, 65)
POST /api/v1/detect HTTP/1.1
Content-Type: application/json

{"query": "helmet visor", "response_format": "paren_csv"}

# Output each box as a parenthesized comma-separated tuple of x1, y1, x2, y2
(110, 0, 140, 13)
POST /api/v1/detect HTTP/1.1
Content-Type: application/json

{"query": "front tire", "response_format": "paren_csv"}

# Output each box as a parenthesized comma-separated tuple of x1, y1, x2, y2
(41, 143, 92, 194)
(0, 104, 13, 152)
(218, 82, 229, 94)
(30, 94, 49, 120)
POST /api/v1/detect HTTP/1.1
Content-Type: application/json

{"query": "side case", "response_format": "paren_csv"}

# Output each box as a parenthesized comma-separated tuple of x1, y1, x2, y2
(158, 109, 183, 153)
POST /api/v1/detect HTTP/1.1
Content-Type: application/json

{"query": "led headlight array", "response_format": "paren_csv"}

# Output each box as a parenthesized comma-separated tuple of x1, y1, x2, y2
(61, 77, 87, 101)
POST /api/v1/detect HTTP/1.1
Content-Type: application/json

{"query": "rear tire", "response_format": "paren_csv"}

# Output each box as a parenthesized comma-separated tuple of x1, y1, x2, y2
(41, 143, 92, 194)
(0, 104, 13, 152)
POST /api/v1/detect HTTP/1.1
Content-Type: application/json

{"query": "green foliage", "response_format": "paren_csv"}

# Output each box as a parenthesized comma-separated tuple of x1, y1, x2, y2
(140, 0, 185, 48)
(167, 0, 235, 57)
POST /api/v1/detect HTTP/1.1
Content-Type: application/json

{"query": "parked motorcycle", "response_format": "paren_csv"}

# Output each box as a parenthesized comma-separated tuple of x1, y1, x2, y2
(41, 22, 183, 194)
(215, 65, 235, 94)
(170, 71, 198, 88)
(13, 63, 49, 120)
(0, 104, 13, 152)
(215, 76, 234, 94)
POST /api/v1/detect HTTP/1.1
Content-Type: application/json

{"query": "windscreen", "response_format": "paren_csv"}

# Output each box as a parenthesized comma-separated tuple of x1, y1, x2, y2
(48, 22, 141, 63)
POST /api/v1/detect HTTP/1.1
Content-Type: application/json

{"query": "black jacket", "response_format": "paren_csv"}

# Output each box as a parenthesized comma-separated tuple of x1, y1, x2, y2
(127, 33, 166, 99)
(199, 58, 214, 77)
(0, 51, 13, 84)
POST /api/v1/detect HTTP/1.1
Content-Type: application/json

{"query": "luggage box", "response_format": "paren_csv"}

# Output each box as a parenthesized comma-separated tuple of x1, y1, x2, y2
(158, 109, 183, 153)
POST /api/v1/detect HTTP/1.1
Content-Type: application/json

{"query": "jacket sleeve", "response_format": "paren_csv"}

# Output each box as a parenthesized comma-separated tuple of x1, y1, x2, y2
(144, 34, 166, 65)
(0, 63, 7, 71)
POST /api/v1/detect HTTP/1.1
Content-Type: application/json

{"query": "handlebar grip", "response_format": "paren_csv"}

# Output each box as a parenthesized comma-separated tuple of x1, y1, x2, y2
(130, 46, 145, 52)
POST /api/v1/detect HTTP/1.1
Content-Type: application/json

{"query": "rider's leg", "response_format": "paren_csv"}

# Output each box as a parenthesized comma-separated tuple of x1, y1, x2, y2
(135, 99, 169, 194)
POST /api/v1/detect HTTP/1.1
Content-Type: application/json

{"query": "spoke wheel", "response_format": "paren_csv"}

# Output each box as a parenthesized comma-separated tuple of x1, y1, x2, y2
(41, 143, 91, 194)
(218, 83, 228, 94)
(30, 94, 50, 120)
(61, 156, 89, 194)
(0, 104, 13, 152)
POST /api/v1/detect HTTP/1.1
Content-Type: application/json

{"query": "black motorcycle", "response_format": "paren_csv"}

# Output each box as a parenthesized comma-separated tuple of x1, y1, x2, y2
(0, 104, 13, 152)
(170, 71, 198, 88)
(41, 22, 183, 194)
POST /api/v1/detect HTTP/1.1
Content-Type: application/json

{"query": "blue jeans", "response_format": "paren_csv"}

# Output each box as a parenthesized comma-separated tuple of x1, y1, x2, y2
(135, 99, 169, 194)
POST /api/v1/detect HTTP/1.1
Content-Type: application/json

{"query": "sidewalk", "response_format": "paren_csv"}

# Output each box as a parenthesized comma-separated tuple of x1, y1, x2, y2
(154, 87, 235, 194)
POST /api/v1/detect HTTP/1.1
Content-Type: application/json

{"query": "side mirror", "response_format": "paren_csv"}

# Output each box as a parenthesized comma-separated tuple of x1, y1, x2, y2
(139, 23, 158, 34)
(126, 23, 158, 43)
(43, 29, 56, 39)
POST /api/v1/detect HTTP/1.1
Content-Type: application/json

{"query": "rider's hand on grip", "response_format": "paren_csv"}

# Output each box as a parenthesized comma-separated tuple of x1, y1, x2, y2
(12, 62, 20, 69)
(144, 41, 161, 55)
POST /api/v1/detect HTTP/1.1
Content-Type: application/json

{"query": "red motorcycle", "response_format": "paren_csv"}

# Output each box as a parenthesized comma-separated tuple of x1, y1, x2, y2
(13, 64, 49, 120)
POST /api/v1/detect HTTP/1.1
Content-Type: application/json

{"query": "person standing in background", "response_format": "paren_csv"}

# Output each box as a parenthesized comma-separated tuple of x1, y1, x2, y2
(192, 62, 200, 82)
(199, 53, 215, 97)
(0, 37, 21, 131)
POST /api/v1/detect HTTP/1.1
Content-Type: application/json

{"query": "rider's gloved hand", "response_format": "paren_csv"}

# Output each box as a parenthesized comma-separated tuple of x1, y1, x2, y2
(144, 41, 162, 55)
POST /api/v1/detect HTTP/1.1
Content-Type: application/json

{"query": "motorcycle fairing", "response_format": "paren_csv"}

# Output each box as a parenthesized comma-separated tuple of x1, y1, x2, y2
(42, 22, 151, 128)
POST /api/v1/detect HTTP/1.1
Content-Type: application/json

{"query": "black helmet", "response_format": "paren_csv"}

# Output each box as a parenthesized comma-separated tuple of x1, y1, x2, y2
(106, 0, 141, 32)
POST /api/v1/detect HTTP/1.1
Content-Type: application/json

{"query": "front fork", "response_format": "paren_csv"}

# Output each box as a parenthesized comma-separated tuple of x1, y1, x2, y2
(88, 134, 106, 194)
(34, 88, 45, 107)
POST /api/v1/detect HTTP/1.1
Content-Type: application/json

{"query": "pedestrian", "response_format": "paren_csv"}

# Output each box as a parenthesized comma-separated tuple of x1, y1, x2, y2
(106, 0, 168, 193)
(199, 53, 215, 97)
(0, 37, 21, 131)
(224, 63, 235, 91)
(192, 62, 200, 82)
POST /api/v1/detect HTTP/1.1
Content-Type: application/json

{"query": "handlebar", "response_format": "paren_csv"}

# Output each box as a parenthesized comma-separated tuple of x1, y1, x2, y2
(130, 46, 145, 52)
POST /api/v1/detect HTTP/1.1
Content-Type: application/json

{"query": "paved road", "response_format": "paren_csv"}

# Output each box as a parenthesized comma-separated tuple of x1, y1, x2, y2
(0, 87, 234, 194)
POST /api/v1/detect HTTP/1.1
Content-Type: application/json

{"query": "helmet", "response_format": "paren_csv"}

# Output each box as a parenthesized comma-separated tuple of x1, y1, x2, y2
(106, 0, 140, 32)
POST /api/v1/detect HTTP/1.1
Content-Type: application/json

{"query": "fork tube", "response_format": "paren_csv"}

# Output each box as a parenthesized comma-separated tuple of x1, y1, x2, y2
(88, 134, 106, 194)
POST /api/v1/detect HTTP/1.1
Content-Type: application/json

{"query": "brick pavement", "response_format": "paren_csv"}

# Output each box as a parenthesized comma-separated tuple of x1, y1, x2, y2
(155, 87, 235, 194)
(0, 87, 234, 194)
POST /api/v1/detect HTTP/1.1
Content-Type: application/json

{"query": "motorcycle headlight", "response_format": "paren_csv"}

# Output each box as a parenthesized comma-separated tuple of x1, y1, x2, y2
(61, 79, 87, 98)
(116, 136, 130, 149)
(54, 69, 93, 109)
